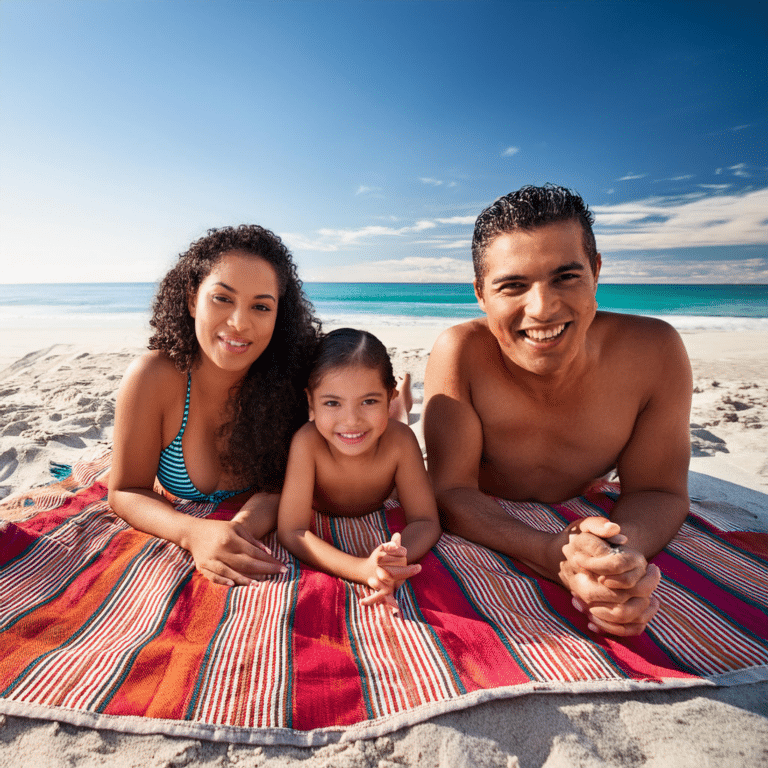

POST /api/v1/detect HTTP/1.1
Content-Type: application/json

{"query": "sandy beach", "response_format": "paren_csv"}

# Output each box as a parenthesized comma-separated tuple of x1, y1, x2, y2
(1, 321, 766, 766)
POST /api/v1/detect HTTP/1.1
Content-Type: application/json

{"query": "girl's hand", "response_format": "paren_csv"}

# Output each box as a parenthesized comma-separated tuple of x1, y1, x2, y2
(359, 533, 421, 612)
(183, 517, 286, 587)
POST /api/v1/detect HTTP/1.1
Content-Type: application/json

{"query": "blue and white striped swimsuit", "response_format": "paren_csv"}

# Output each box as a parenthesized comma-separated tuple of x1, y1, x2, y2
(156, 373, 249, 503)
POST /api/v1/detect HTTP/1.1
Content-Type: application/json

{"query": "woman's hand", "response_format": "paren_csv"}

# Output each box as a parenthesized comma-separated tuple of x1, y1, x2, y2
(182, 517, 286, 587)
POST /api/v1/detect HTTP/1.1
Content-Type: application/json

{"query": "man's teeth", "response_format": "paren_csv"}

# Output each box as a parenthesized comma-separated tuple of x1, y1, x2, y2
(524, 324, 566, 341)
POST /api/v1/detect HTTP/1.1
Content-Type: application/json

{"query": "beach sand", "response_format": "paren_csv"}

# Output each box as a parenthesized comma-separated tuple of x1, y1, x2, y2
(1, 322, 767, 767)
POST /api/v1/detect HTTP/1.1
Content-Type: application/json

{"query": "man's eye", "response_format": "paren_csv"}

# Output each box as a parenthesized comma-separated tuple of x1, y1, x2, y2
(362, 398, 379, 406)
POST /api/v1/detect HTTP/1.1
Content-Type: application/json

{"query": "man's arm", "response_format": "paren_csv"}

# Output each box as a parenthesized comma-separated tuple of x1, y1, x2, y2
(423, 326, 558, 571)
(612, 322, 692, 554)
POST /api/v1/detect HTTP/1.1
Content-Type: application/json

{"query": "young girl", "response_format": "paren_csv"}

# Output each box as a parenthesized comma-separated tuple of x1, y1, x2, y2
(277, 328, 441, 610)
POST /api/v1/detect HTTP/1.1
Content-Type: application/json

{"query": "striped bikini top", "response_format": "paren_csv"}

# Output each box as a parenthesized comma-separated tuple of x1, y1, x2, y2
(156, 373, 249, 503)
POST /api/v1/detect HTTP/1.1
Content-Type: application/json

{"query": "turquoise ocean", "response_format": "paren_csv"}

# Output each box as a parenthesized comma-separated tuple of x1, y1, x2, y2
(1, 283, 766, 332)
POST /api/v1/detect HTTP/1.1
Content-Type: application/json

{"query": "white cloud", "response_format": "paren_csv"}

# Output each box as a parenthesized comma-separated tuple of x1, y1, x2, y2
(592, 188, 768, 250)
(616, 173, 647, 181)
(729, 163, 750, 177)
(413, 238, 472, 250)
(599, 256, 768, 284)
(656, 174, 694, 182)
(501, 146, 520, 157)
(283, 220, 437, 252)
(420, 177, 443, 186)
(356, 185, 381, 195)
(698, 183, 732, 190)
(435, 216, 476, 225)
(302, 256, 474, 283)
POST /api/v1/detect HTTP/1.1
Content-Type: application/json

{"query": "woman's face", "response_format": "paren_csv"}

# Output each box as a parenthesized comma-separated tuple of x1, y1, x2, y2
(188, 250, 280, 374)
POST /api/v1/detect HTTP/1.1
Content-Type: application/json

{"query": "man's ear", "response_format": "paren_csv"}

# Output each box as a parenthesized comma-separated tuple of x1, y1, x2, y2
(474, 278, 486, 312)
(593, 253, 602, 286)
(305, 389, 314, 421)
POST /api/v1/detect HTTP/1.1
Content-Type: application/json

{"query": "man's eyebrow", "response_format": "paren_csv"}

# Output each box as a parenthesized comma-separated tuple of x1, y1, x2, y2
(214, 281, 276, 300)
(552, 262, 585, 275)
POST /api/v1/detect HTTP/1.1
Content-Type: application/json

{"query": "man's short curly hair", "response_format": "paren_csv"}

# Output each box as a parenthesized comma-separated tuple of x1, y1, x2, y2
(149, 225, 321, 492)
(472, 184, 598, 284)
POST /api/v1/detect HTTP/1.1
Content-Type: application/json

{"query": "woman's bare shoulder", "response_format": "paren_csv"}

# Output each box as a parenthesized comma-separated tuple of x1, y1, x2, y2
(118, 351, 185, 403)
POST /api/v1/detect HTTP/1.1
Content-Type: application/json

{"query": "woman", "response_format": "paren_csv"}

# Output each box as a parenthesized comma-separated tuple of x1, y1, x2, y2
(108, 225, 320, 586)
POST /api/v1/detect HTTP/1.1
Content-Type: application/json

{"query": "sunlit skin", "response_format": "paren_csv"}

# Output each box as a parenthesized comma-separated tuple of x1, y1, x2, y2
(278, 364, 441, 611)
(109, 251, 288, 586)
(424, 220, 692, 636)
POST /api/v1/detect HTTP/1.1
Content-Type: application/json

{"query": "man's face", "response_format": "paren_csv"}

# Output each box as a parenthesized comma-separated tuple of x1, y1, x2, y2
(474, 219, 601, 378)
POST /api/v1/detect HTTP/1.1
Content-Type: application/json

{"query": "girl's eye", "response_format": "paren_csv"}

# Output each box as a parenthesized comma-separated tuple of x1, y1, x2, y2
(362, 398, 379, 406)
(323, 400, 339, 407)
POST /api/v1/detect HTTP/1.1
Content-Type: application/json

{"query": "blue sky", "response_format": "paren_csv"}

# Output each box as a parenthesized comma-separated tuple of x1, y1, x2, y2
(1, 0, 765, 283)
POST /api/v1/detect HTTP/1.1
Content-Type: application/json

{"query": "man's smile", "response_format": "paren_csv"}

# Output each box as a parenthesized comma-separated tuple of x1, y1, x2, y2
(519, 322, 570, 343)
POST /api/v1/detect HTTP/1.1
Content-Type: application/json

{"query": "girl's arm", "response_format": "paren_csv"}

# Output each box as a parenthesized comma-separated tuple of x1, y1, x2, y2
(277, 428, 391, 588)
(391, 423, 442, 562)
(108, 353, 283, 586)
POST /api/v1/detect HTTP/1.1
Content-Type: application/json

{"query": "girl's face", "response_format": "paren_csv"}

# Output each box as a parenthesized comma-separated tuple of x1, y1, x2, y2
(307, 364, 391, 458)
(188, 250, 280, 375)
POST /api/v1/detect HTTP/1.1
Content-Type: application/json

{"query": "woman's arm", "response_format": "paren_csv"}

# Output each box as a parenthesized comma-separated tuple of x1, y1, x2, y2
(108, 354, 283, 585)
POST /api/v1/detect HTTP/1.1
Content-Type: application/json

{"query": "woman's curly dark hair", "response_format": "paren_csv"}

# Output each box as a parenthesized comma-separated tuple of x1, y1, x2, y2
(149, 225, 321, 492)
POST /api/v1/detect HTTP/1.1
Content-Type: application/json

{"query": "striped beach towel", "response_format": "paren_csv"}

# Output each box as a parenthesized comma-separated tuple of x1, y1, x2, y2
(1, 455, 766, 746)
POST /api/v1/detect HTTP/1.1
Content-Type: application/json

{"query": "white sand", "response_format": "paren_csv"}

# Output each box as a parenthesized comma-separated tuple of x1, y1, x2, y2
(1, 321, 767, 767)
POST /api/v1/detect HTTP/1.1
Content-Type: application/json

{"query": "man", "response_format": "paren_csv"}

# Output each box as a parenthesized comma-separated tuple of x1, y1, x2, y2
(423, 184, 692, 636)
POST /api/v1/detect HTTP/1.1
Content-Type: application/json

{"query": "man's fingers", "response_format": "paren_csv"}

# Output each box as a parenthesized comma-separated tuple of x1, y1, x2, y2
(570, 516, 621, 541)
(600, 562, 660, 592)
(587, 595, 660, 636)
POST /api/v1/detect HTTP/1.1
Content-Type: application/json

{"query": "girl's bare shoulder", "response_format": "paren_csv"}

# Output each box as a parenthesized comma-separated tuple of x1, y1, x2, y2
(380, 420, 421, 453)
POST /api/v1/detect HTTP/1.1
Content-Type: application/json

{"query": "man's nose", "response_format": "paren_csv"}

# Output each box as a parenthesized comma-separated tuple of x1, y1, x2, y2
(525, 283, 558, 320)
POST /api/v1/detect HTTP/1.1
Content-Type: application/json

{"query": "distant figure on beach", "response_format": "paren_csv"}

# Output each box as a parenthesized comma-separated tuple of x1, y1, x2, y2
(423, 185, 693, 636)
(109, 225, 320, 586)
(278, 328, 441, 611)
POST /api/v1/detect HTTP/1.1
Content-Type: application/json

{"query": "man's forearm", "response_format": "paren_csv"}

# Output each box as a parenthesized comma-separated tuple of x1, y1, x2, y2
(437, 487, 560, 580)
(609, 489, 689, 560)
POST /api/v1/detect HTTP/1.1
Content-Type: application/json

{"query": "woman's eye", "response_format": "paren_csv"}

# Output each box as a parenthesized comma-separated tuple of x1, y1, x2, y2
(362, 399, 379, 406)
(323, 400, 339, 407)
(213, 294, 231, 303)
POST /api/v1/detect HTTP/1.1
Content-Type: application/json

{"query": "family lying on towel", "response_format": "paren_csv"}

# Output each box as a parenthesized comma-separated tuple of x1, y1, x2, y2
(108, 184, 693, 638)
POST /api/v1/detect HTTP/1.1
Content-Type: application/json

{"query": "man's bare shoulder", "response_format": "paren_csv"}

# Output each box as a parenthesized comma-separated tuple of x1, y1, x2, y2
(431, 318, 496, 360)
(595, 311, 690, 374)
